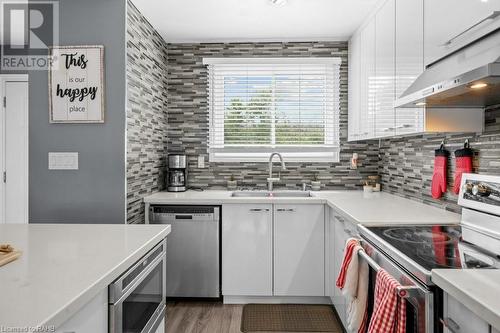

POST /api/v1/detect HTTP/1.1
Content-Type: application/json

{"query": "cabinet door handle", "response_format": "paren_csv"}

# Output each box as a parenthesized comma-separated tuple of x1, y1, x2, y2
(249, 208, 269, 212)
(440, 317, 460, 333)
(443, 11, 500, 46)
(276, 208, 296, 212)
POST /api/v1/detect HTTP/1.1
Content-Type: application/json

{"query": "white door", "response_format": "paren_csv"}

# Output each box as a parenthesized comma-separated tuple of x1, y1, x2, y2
(222, 204, 273, 296)
(274, 204, 324, 296)
(0, 76, 29, 224)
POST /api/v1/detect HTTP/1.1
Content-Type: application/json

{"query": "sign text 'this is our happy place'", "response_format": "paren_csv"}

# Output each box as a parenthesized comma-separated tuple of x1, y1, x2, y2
(55, 53, 98, 106)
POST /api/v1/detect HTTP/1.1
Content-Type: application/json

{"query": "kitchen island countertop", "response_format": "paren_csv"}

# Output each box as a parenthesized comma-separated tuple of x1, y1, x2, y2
(0, 223, 171, 329)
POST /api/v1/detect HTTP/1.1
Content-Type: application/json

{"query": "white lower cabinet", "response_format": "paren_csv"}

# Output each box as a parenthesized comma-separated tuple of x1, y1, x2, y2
(222, 204, 273, 296)
(443, 293, 489, 333)
(222, 203, 326, 298)
(55, 289, 107, 333)
(329, 208, 359, 330)
(274, 204, 325, 296)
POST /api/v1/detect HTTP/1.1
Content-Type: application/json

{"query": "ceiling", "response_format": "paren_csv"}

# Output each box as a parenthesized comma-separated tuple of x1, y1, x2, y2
(131, 0, 379, 43)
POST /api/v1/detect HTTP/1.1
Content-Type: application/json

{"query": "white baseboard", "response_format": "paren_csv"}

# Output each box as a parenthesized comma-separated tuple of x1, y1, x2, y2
(223, 296, 332, 305)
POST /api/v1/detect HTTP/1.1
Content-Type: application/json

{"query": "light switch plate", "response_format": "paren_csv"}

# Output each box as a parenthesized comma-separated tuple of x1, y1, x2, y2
(49, 152, 79, 170)
(197, 155, 205, 168)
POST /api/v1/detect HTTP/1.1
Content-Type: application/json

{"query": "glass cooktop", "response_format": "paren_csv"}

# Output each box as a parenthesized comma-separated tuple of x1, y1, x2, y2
(366, 225, 499, 272)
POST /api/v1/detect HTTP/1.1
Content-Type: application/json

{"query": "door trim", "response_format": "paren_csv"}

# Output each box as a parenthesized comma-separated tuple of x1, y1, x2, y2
(0, 74, 29, 224)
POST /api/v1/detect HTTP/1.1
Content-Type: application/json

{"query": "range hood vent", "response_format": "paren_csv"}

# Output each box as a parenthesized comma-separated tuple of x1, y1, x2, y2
(395, 31, 500, 109)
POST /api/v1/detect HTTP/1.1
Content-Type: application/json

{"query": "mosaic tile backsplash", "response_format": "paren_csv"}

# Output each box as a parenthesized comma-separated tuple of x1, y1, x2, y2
(125, 5, 500, 223)
(379, 106, 500, 213)
(166, 42, 380, 190)
(126, 2, 168, 224)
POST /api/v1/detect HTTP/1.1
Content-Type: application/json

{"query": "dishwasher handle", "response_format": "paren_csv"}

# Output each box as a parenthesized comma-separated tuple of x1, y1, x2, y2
(175, 214, 194, 219)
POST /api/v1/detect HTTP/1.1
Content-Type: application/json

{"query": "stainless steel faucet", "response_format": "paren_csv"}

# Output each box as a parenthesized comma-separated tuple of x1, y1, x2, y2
(267, 153, 286, 191)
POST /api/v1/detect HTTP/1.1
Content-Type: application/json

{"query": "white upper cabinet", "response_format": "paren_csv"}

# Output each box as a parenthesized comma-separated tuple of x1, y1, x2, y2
(359, 18, 376, 140)
(348, 33, 361, 141)
(395, 0, 425, 135)
(424, 0, 500, 67)
(374, 0, 396, 138)
(348, 0, 486, 141)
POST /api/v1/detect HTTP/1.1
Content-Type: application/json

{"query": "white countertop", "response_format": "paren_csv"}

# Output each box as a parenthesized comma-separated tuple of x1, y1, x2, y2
(432, 269, 500, 330)
(0, 224, 171, 328)
(316, 191, 460, 224)
(144, 190, 461, 225)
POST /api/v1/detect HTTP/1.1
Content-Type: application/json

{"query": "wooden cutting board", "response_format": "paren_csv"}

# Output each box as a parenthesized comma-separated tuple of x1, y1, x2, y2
(0, 249, 21, 267)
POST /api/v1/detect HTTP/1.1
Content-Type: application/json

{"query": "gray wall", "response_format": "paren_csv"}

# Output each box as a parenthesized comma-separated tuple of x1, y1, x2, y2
(29, 0, 127, 223)
(126, 1, 168, 224)
(379, 106, 500, 213)
(167, 42, 380, 190)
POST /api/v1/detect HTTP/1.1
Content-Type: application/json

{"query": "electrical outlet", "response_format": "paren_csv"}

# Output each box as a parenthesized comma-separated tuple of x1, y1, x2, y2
(197, 155, 205, 168)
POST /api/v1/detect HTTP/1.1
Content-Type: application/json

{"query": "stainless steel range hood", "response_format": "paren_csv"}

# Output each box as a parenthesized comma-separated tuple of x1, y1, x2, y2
(395, 31, 500, 109)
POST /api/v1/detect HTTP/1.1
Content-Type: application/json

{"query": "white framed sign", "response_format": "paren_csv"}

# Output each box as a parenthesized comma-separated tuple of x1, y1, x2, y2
(49, 45, 105, 123)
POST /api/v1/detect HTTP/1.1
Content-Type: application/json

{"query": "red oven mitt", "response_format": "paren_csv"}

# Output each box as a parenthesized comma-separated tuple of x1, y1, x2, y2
(431, 145, 449, 199)
(453, 143, 473, 194)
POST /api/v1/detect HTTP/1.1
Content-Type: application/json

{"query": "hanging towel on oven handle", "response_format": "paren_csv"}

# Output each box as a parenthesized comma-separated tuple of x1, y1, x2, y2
(367, 268, 407, 333)
(336, 238, 369, 333)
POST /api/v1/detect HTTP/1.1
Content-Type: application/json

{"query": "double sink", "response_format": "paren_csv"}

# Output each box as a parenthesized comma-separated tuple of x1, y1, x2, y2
(231, 191, 313, 198)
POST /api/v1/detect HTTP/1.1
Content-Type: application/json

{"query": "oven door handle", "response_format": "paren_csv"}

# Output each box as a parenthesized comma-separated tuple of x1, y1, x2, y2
(357, 250, 425, 299)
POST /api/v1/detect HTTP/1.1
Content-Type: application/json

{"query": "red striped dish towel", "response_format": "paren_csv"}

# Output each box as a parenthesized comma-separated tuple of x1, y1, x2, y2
(367, 269, 407, 333)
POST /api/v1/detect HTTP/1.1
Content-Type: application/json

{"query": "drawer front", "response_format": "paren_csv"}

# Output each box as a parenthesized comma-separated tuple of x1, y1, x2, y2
(443, 294, 489, 333)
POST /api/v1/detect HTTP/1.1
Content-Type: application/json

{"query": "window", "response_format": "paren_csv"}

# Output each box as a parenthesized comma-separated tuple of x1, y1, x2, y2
(204, 58, 341, 162)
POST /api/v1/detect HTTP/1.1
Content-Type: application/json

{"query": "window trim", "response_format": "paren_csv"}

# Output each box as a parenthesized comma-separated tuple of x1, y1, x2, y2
(203, 57, 342, 65)
(204, 57, 342, 163)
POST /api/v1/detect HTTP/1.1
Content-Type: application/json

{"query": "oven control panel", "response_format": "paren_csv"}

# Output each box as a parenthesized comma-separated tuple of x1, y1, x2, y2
(459, 173, 500, 215)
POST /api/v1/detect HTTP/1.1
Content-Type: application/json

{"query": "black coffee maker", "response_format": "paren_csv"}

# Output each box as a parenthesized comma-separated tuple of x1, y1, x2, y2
(167, 154, 187, 192)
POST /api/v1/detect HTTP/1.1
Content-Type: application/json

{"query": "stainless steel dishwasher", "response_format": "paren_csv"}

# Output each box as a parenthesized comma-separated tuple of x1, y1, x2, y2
(149, 205, 221, 298)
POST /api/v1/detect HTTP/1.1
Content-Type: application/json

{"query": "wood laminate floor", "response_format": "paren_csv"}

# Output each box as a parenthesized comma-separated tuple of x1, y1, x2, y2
(165, 302, 343, 333)
(166, 302, 243, 333)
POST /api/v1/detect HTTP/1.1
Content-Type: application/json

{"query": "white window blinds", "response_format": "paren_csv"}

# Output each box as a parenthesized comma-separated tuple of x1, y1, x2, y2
(204, 58, 341, 162)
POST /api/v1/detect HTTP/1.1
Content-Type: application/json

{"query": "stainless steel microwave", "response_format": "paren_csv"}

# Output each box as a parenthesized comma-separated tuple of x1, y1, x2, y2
(109, 240, 166, 333)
